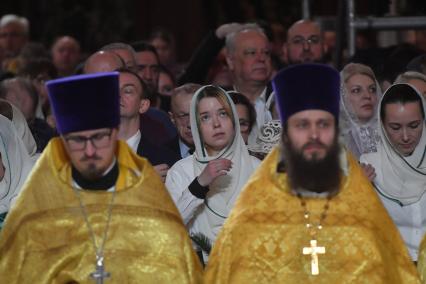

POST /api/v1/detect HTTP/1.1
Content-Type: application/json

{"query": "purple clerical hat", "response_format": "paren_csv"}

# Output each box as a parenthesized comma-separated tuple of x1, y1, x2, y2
(47, 72, 120, 134)
(272, 63, 340, 124)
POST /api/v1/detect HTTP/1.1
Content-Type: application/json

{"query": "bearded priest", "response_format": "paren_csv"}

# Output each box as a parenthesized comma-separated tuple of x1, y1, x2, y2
(204, 64, 419, 284)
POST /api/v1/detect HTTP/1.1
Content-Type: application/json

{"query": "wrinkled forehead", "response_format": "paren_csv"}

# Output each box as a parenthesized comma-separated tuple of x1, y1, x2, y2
(172, 92, 193, 108)
(234, 30, 269, 48)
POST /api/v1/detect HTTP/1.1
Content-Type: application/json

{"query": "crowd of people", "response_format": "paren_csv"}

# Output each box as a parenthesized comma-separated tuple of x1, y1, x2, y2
(0, 12, 425, 283)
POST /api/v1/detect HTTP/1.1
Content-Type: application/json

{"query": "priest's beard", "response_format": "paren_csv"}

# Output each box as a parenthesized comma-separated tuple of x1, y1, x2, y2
(83, 163, 103, 180)
(282, 134, 341, 194)
(80, 156, 104, 180)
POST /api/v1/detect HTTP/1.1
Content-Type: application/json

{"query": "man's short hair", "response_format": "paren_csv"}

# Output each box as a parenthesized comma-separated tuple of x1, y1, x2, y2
(149, 28, 175, 47)
(100, 42, 137, 61)
(225, 23, 266, 54)
(229, 91, 256, 132)
(130, 41, 159, 61)
(116, 67, 149, 100)
(0, 77, 39, 114)
(173, 83, 201, 97)
(101, 42, 135, 53)
(0, 14, 29, 35)
(170, 83, 201, 112)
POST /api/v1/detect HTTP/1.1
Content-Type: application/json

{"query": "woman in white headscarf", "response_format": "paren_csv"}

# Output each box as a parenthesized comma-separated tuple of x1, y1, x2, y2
(360, 83, 426, 261)
(0, 114, 34, 228)
(166, 85, 260, 261)
(340, 63, 382, 159)
(0, 99, 39, 160)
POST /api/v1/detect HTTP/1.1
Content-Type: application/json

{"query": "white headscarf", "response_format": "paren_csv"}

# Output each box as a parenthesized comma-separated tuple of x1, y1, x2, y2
(190, 85, 258, 238)
(372, 83, 426, 205)
(0, 114, 34, 214)
(339, 63, 382, 158)
(10, 103, 38, 157)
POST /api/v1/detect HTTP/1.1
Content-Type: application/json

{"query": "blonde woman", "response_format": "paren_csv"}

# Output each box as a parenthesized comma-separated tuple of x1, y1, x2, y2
(166, 85, 260, 262)
(339, 63, 382, 159)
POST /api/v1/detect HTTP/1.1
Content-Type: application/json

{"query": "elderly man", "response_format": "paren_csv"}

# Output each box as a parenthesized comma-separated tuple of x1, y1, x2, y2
(100, 42, 136, 68)
(83, 50, 124, 74)
(0, 14, 29, 58)
(0, 14, 29, 74)
(283, 19, 327, 65)
(166, 83, 201, 159)
(0, 72, 202, 283)
(51, 35, 81, 77)
(204, 64, 418, 283)
(225, 24, 273, 146)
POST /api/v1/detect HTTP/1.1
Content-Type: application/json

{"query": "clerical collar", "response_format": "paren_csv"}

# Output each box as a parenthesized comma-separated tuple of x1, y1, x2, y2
(72, 160, 119, 191)
(292, 188, 332, 198)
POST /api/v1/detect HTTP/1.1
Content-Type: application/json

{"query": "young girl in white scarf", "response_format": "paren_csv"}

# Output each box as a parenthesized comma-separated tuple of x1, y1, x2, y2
(165, 85, 260, 261)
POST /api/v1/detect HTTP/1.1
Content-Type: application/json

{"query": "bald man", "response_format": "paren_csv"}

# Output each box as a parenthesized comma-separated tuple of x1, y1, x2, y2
(83, 50, 124, 74)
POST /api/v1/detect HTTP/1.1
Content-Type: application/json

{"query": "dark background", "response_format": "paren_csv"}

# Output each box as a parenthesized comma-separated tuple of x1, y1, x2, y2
(1, 0, 424, 60)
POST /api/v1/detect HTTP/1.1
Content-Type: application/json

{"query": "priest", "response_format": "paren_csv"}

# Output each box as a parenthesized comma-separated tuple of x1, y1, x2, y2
(0, 72, 202, 283)
(204, 64, 419, 283)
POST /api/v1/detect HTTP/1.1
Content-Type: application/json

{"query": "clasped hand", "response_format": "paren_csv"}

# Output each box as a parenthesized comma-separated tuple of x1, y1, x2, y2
(197, 158, 233, 187)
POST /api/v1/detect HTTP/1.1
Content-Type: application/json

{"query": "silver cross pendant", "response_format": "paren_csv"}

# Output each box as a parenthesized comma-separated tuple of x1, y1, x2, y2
(90, 256, 111, 284)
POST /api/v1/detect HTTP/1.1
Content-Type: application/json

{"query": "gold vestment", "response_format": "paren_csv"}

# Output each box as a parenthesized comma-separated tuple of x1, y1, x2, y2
(204, 147, 419, 284)
(0, 138, 202, 283)
(416, 237, 426, 283)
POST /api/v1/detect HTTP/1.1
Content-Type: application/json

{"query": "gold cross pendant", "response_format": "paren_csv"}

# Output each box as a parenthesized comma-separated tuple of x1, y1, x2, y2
(302, 239, 325, 275)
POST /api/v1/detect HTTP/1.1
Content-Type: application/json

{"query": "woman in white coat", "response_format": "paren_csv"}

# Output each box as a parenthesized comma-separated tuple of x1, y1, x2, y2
(360, 83, 426, 261)
(0, 114, 34, 228)
(165, 85, 260, 261)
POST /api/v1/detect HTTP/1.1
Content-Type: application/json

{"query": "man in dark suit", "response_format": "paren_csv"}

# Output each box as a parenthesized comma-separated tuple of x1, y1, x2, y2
(166, 83, 201, 159)
(117, 67, 179, 181)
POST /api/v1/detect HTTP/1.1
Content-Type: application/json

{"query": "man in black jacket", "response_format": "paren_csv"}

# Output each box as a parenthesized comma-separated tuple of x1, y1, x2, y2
(166, 83, 201, 159)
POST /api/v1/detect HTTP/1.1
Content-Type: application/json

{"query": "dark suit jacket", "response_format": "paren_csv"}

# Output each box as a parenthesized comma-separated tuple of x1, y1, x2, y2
(136, 131, 180, 167)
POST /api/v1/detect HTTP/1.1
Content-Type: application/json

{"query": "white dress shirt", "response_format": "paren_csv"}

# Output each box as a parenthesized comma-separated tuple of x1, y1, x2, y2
(375, 186, 426, 261)
(126, 130, 141, 153)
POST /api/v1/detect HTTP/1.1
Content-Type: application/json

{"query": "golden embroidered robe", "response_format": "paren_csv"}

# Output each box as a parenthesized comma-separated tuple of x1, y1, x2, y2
(204, 147, 419, 284)
(416, 237, 426, 282)
(0, 138, 202, 284)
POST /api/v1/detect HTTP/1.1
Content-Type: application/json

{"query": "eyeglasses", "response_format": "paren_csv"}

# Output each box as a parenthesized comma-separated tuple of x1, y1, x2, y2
(65, 130, 113, 151)
(290, 35, 321, 46)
